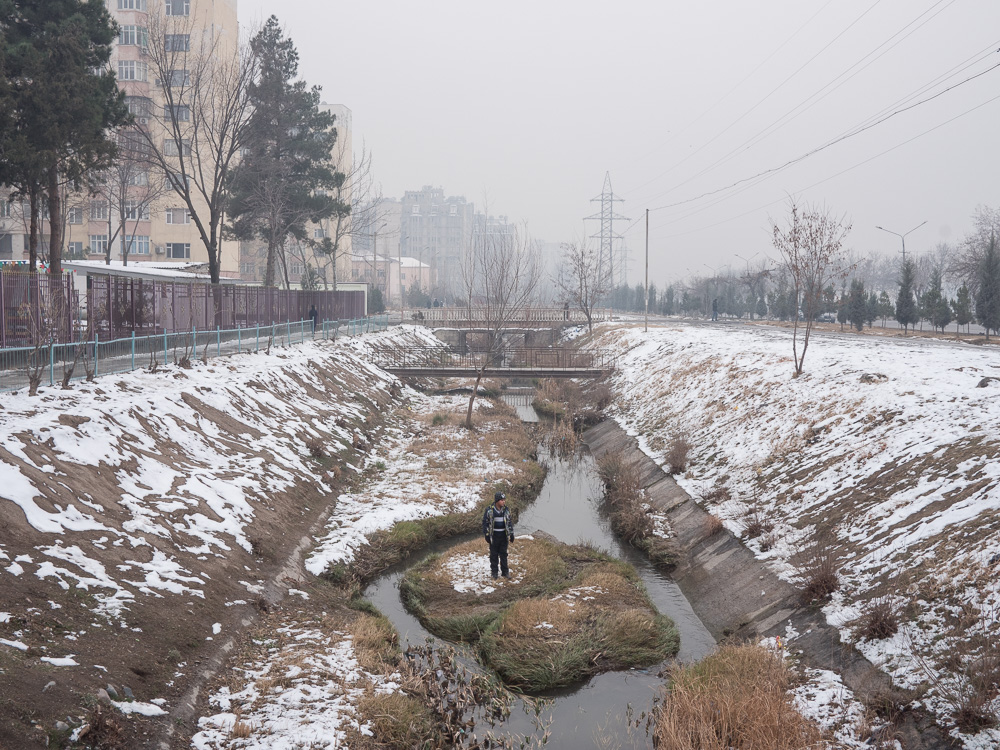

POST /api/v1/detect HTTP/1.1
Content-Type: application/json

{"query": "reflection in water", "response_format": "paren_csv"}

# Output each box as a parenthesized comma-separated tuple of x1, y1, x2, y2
(501, 389, 540, 423)
(365, 449, 715, 749)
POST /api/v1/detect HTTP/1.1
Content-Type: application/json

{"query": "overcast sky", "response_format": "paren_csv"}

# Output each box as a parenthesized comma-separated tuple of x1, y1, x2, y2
(239, 0, 1000, 287)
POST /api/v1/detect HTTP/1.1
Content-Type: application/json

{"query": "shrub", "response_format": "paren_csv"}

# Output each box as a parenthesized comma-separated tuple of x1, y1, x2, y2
(741, 509, 772, 540)
(431, 412, 448, 426)
(800, 553, 839, 604)
(305, 439, 327, 459)
(655, 643, 824, 749)
(665, 436, 692, 474)
(854, 598, 899, 641)
(704, 514, 724, 537)
(703, 483, 732, 504)
(353, 692, 435, 749)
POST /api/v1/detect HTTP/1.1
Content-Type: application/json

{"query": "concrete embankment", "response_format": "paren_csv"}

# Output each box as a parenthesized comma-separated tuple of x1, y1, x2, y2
(583, 419, 952, 749)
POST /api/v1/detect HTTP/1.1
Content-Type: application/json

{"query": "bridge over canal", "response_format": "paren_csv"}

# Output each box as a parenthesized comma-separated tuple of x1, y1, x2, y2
(370, 347, 615, 379)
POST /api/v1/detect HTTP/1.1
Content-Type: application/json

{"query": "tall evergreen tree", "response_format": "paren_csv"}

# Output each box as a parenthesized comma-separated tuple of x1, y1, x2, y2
(847, 278, 866, 332)
(953, 283, 973, 333)
(0, 0, 128, 275)
(895, 259, 919, 334)
(756, 294, 768, 320)
(865, 290, 878, 328)
(836, 292, 848, 329)
(975, 236, 1000, 340)
(877, 290, 894, 326)
(228, 17, 347, 288)
(926, 268, 952, 332)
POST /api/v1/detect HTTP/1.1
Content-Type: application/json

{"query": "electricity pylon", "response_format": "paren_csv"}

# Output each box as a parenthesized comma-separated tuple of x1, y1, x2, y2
(586, 172, 629, 307)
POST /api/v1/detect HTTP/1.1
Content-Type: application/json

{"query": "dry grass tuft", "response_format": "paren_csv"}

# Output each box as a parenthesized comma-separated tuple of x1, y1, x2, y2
(499, 598, 578, 636)
(704, 514, 724, 537)
(350, 614, 399, 672)
(655, 643, 825, 750)
(853, 597, 899, 642)
(800, 553, 840, 605)
(665, 435, 692, 474)
(353, 691, 435, 749)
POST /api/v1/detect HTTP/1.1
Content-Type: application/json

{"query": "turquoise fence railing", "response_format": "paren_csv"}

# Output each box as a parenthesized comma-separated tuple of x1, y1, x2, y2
(0, 315, 392, 394)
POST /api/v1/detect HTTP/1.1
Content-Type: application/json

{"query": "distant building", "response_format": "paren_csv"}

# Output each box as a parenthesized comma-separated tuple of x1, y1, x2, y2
(399, 187, 474, 301)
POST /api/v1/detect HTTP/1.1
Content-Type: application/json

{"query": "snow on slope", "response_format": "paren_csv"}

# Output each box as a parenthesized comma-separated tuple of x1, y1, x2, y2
(592, 322, 1000, 746)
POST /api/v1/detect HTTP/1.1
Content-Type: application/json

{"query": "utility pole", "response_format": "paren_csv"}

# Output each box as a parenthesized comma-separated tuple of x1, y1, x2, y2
(644, 208, 649, 333)
(876, 221, 926, 263)
(586, 172, 629, 315)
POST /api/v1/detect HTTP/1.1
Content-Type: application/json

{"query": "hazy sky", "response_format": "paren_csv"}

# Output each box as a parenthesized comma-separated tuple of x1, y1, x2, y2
(239, 0, 1000, 286)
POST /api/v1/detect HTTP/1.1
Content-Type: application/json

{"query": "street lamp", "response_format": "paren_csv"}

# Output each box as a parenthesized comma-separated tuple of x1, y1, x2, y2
(735, 252, 758, 274)
(876, 221, 927, 263)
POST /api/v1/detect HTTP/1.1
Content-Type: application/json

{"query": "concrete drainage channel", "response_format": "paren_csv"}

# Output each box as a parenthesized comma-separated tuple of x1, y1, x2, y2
(583, 419, 951, 750)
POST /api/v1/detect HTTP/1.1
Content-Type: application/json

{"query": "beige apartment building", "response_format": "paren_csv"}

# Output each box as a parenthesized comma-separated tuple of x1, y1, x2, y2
(0, 0, 242, 276)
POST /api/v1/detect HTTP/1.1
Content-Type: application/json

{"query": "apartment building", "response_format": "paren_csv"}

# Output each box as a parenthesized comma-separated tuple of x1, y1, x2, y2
(399, 186, 474, 302)
(0, 0, 241, 276)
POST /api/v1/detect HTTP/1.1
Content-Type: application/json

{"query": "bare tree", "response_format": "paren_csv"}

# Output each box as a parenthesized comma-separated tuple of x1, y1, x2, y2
(460, 222, 540, 429)
(771, 200, 852, 376)
(553, 240, 607, 334)
(140, 10, 259, 285)
(951, 205, 1000, 293)
(93, 127, 168, 266)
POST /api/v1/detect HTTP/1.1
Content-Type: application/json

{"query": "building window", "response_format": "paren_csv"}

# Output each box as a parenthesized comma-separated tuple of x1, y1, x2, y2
(129, 171, 149, 187)
(124, 96, 152, 118)
(164, 0, 190, 15)
(166, 242, 190, 259)
(313, 228, 327, 239)
(90, 201, 108, 221)
(117, 60, 148, 82)
(125, 235, 150, 255)
(89, 235, 108, 254)
(290, 262, 304, 276)
(117, 0, 147, 8)
(119, 25, 149, 47)
(163, 104, 190, 122)
(0, 201, 12, 218)
(411, 205, 420, 214)
(164, 207, 190, 224)
(67, 241, 84, 257)
(450, 205, 457, 215)
(165, 69, 190, 87)
(67, 206, 83, 224)
(124, 201, 150, 221)
(164, 34, 190, 52)
(163, 138, 191, 156)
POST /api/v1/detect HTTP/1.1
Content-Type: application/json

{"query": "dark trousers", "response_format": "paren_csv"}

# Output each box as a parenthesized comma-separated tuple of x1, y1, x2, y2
(489, 535, 509, 577)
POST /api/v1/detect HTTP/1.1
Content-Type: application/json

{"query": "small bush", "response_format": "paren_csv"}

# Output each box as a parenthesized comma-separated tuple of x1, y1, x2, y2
(322, 562, 352, 587)
(665, 436, 692, 474)
(854, 598, 899, 641)
(306, 439, 327, 459)
(431, 412, 448, 426)
(741, 510, 772, 540)
(800, 554, 839, 604)
(704, 514, 724, 537)
(703, 483, 732, 504)
(655, 643, 824, 749)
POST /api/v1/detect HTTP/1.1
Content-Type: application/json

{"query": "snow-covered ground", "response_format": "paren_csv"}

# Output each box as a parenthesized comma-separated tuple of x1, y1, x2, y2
(590, 321, 1000, 748)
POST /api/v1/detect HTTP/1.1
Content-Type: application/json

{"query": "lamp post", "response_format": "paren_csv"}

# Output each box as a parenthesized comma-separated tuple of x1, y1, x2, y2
(876, 221, 926, 263)
(372, 221, 386, 310)
(644, 209, 649, 333)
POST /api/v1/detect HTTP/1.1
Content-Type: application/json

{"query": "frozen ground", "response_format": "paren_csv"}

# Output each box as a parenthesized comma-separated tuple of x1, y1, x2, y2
(589, 321, 1000, 748)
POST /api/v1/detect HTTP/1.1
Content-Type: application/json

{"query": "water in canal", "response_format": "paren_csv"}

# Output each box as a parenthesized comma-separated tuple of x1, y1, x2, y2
(365, 403, 715, 747)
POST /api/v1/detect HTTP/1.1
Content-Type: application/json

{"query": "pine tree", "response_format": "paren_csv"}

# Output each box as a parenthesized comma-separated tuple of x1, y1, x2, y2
(895, 259, 919, 334)
(975, 236, 1000, 340)
(0, 0, 128, 274)
(836, 293, 848, 329)
(878, 290, 894, 326)
(953, 283, 973, 333)
(228, 17, 347, 288)
(865, 290, 878, 328)
(847, 278, 866, 332)
(756, 294, 768, 319)
(926, 268, 952, 332)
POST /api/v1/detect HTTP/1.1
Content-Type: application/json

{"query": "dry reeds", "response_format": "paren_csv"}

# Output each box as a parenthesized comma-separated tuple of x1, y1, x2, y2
(350, 614, 399, 672)
(655, 643, 825, 749)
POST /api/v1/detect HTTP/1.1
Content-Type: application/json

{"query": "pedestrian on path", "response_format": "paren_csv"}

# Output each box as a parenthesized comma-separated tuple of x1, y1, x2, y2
(482, 491, 515, 579)
(309, 304, 318, 335)
(711, 298, 719, 321)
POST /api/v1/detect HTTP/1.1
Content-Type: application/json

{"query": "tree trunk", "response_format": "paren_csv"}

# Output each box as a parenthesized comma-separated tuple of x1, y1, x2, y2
(47, 165, 63, 276)
(264, 237, 278, 288)
(465, 369, 484, 429)
(28, 188, 39, 271)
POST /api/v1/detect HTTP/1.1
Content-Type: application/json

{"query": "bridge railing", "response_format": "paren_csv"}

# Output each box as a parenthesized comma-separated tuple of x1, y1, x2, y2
(369, 346, 616, 371)
(410, 307, 611, 327)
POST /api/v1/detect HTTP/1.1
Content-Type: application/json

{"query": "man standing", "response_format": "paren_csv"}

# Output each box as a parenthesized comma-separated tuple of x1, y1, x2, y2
(308, 304, 319, 335)
(711, 298, 719, 321)
(482, 491, 515, 579)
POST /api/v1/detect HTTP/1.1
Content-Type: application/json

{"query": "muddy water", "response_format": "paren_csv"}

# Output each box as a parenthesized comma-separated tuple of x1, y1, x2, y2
(365, 448, 715, 748)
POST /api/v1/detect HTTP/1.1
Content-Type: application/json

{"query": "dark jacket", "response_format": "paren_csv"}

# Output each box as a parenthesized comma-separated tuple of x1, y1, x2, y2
(482, 502, 514, 543)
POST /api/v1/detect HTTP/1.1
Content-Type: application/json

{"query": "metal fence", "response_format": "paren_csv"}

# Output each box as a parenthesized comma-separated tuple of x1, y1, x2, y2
(0, 269, 76, 348)
(0, 315, 390, 394)
(86, 276, 367, 339)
